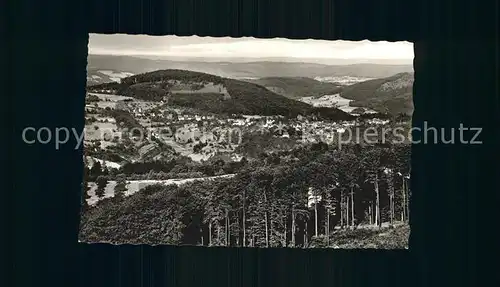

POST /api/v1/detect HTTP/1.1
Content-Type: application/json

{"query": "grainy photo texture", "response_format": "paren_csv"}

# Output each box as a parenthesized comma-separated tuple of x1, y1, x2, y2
(78, 34, 414, 248)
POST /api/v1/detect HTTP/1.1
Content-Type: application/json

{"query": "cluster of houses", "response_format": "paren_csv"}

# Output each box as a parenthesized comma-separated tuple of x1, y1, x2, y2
(85, 91, 396, 166)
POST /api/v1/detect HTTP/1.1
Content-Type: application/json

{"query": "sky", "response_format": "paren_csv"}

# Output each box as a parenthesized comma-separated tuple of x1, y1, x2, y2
(88, 34, 413, 63)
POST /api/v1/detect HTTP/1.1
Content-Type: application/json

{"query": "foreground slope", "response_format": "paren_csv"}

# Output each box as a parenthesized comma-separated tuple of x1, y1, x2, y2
(340, 72, 414, 115)
(88, 69, 354, 120)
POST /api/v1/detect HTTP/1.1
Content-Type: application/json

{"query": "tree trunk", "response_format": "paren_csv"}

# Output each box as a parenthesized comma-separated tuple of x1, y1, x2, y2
(314, 197, 318, 237)
(375, 173, 381, 228)
(402, 178, 406, 222)
(208, 221, 212, 246)
(406, 178, 410, 221)
(242, 190, 246, 247)
(283, 214, 287, 247)
(264, 213, 269, 247)
(368, 204, 373, 225)
(340, 190, 344, 228)
(264, 191, 269, 248)
(217, 224, 221, 245)
(387, 172, 393, 226)
(351, 186, 355, 227)
(390, 194, 394, 225)
(201, 228, 204, 246)
(236, 213, 240, 246)
(291, 208, 296, 247)
(326, 209, 330, 246)
(283, 216, 288, 247)
(346, 194, 350, 227)
(304, 221, 308, 247)
(225, 210, 230, 246)
(373, 201, 376, 225)
(391, 196, 396, 224)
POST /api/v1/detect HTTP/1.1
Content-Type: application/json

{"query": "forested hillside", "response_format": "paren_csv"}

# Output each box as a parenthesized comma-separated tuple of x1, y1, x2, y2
(87, 69, 354, 120)
(247, 77, 343, 99)
(80, 143, 411, 249)
(340, 73, 414, 115)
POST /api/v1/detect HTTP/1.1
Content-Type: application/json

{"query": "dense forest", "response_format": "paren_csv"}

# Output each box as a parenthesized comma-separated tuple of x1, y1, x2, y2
(340, 72, 414, 115)
(80, 142, 411, 249)
(247, 77, 343, 99)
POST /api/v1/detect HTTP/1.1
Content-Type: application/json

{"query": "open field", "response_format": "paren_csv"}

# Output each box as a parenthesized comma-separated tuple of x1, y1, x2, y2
(97, 70, 134, 82)
(86, 174, 236, 205)
(300, 94, 378, 114)
(88, 92, 135, 101)
(314, 75, 374, 85)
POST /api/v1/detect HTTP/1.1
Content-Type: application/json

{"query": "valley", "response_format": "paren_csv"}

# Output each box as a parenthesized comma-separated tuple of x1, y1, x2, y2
(81, 64, 413, 249)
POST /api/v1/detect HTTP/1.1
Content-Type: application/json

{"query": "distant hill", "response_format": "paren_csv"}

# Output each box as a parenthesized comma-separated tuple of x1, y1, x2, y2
(87, 69, 354, 121)
(340, 72, 414, 115)
(87, 54, 414, 80)
(246, 77, 343, 100)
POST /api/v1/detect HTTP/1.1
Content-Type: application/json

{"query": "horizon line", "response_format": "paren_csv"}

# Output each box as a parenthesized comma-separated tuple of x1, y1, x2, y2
(88, 53, 413, 65)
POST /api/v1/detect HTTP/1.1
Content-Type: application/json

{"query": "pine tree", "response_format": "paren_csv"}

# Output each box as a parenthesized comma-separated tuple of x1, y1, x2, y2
(89, 160, 102, 180)
(392, 144, 411, 222)
(95, 175, 108, 199)
(323, 186, 337, 246)
(114, 176, 128, 200)
(361, 146, 383, 228)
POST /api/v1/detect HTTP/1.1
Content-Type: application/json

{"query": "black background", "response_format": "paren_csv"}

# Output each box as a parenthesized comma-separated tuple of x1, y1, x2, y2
(6, 1, 499, 287)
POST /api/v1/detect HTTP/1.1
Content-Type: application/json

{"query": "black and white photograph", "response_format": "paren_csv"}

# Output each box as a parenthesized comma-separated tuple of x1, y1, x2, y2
(79, 34, 414, 249)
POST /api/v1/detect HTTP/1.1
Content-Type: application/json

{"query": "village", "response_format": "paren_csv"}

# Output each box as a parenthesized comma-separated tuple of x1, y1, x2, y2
(84, 91, 393, 164)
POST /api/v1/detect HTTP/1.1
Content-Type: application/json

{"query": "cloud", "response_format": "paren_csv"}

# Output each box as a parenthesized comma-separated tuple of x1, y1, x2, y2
(89, 34, 413, 60)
